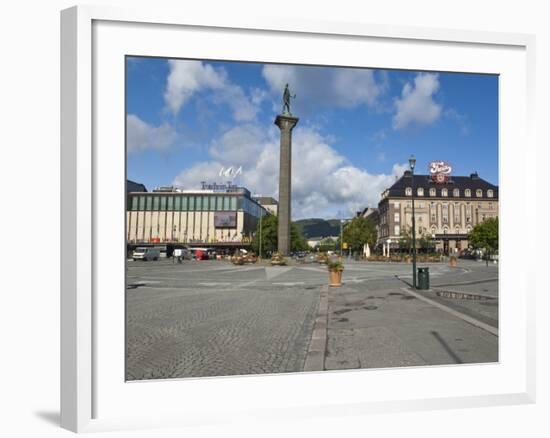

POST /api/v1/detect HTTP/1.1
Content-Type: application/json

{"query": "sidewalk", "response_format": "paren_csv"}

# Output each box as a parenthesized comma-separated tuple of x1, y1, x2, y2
(321, 277, 498, 370)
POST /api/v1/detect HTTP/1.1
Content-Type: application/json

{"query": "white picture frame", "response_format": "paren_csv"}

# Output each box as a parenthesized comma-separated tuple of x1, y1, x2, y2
(61, 5, 536, 433)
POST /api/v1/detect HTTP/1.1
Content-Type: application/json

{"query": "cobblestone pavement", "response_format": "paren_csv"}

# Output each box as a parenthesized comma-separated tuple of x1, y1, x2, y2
(126, 258, 498, 380)
(126, 261, 322, 380)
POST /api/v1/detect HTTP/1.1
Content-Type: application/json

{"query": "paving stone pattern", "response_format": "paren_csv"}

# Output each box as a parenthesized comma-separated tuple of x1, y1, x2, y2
(126, 258, 499, 380)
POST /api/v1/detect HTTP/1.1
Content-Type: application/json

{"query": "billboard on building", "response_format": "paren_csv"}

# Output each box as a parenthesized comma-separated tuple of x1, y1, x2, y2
(214, 212, 237, 228)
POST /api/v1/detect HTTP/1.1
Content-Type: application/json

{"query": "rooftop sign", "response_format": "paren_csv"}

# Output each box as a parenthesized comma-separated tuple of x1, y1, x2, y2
(429, 160, 452, 184)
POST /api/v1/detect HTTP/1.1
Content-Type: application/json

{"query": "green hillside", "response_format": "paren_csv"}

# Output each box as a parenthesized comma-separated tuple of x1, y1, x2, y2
(293, 218, 341, 238)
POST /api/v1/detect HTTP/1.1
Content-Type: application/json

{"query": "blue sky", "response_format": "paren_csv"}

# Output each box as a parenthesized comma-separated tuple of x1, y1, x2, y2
(126, 56, 498, 219)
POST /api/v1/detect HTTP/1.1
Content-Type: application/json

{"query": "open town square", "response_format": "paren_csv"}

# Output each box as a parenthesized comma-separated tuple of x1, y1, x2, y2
(125, 58, 500, 380)
(126, 257, 498, 380)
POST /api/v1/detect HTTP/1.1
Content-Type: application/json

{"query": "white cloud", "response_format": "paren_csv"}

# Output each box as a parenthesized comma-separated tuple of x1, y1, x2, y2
(126, 114, 177, 153)
(392, 73, 442, 130)
(172, 123, 407, 218)
(262, 64, 386, 113)
(164, 60, 258, 121)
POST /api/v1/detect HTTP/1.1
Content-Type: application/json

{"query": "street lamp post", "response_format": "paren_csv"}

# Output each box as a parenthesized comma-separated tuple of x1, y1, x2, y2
(259, 211, 263, 259)
(409, 155, 417, 289)
(340, 219, 344, 257)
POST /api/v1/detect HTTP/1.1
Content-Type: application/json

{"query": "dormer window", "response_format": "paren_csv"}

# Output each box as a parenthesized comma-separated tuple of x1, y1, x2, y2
(465, 189, 471, 197)
(476, 189, 483, 198)
(429, 188, 436, 197)
(453, 188, 460, 197)
(487, 189, 494, 198)
(417, 188, 424, 196)
(441, 188, 448, 197)
(405, 187, 412, 196)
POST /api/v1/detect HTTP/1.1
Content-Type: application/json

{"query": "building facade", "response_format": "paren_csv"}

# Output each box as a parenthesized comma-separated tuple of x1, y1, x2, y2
(253, 196, 279, 216)
(126, 182, 268, 247)
(377, 171, 498, 254)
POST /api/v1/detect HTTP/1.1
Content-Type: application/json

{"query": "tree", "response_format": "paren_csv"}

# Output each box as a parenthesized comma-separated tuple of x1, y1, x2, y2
(418, 230, 435, 253)
(317, 237, 337, 252)
(250, 215, 309, 257)
(341, 217, 377, 254)
(468, 217, 498, 266)
(251, 214, 278, 257)
(398, 226, 412, 253)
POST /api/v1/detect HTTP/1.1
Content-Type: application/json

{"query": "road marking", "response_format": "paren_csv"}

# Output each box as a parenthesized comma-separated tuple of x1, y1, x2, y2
(198, 282, 232, 287)
(272, 282, 305, 286)
(265, 266, 293, 280)
(401, 287, 498, 336)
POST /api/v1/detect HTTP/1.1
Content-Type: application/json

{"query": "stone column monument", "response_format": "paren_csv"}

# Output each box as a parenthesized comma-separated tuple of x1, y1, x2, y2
(274, 84, 299, 256)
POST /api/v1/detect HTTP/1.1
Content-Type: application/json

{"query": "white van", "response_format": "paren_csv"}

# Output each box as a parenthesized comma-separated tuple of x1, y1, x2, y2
(132, 247, 160, 261)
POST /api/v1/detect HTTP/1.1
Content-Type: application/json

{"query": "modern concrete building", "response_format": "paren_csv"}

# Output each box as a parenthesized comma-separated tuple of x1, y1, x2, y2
(377, 171, 498, 254)
(126, 182, 268, 250)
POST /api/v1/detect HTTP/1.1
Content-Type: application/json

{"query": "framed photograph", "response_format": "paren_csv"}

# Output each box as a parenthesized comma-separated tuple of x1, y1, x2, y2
(61, 5, 536, 433)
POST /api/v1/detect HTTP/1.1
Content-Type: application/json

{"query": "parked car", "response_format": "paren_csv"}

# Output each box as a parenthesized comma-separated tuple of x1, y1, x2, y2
(132, 247, 160, 261)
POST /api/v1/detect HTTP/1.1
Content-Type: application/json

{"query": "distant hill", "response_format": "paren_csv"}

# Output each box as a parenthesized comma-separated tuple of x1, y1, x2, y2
(293, 218, 341, 238)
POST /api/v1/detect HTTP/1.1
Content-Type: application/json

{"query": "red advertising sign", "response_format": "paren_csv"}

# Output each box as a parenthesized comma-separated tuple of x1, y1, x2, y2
(429, 160, 452, 184)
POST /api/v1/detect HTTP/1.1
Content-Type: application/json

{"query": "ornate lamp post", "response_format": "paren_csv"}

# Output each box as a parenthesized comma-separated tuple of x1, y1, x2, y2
(409, 155, 417, 289)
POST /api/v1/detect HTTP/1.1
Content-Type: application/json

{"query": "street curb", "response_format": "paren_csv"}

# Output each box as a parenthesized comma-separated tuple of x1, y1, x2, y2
(401, 287, 498, 336)
(432, 288, 496, 300)
(304, 285, 329, 371)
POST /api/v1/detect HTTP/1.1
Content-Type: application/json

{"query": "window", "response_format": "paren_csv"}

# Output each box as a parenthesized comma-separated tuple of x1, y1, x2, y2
(394, 225, 400, 236)
(454, 203, 461, 223)
(487, 189, 494, 198)
(405, 187, 412, 196)
(223, 196, 231, 211)
(188, 196, 195, 211)
(394, 212, 400, 223)
(174, 196, 181, 211)
(146, 196, 153, 211)
(394, 202, 400, 208)
(476, 189, 483, 197)
(466, 203, 472, 223)
(230, 197, 237, 211)
(167, 196, 174, 211)
(130, 196, 138, 211)
(429, 188, 436, 197)
(195, 196, 202, 211)
(152, 196, 160, 210)
(216, 196, 223, 211)
(139, 196, 146, 211)
(430, 203, 437, 223)
(441, 188, 448, 197)
(442, 204, 449, 224)
(181, 196, 188, 211)
(417, 187, 424, 196)
(453, 188, 460, 197)
(160, 196, 167, 211)
(488, 203, 493, 210)
(465, 189, 471, 197)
